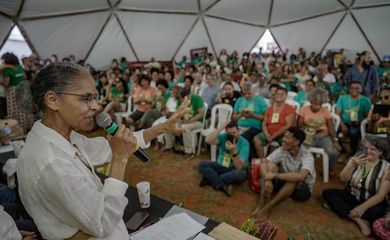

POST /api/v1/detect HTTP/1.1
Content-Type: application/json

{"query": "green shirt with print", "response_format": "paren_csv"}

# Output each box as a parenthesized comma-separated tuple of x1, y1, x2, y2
(233, 95, 268, 129)
(3, 65, 25, 86)
(180, 94, 205, 122)
(217, 133, 249, 169)
(336, 94, 371, 124)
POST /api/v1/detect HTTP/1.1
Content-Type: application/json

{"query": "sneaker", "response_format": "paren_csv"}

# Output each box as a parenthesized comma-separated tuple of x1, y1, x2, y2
(219, 184, 233, 197)
(199, 177, 208, 187)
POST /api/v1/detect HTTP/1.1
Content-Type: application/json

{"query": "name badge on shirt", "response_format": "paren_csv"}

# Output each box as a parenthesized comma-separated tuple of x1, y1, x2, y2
(271, 113, 280, 123)
(350, 109, 358, 122)
(222, 154, 231, 168)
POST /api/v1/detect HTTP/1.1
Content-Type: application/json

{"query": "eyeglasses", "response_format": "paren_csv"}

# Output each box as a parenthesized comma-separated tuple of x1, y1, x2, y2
(57, 92, 99, 108)
(379, 95, 389, 100)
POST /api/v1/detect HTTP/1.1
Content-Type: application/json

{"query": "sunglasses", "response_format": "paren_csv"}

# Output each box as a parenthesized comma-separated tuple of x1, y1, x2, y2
(379, 95, 389, 100)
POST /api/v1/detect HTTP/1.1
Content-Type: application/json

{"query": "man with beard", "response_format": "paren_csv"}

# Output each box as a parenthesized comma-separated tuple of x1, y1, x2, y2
(346, 51, 379, 99)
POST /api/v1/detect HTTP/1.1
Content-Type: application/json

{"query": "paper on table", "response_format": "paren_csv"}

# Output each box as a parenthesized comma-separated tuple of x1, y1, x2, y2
(164, 205, 209, 226)
(129, 212, 205, 240)
(193, 232, 215, 240)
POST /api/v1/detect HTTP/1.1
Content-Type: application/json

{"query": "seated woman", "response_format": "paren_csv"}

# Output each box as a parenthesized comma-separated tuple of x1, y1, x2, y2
(294, 79, 315, 107)
(367, 87, 390, 137)
(323, 136, 390, 236)
(15, 62, 189, 239)
(298, 88, 341, 175)
(103, 77, 126, 121)
(125, 75, 156, 127)
(253, 86, 296, 158)
(138, 79, 170, 129)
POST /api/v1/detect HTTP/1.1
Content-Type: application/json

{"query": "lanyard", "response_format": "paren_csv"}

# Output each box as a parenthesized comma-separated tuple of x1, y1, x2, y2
(349, 95, 360, 111)
(359, 160, 379, 180)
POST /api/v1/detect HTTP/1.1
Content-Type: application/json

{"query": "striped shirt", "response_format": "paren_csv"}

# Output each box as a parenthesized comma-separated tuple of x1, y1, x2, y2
(348, 159, 389, 201)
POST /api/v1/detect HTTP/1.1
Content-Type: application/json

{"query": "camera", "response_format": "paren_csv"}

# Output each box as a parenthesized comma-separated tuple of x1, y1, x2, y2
(226, 134, 235, 144)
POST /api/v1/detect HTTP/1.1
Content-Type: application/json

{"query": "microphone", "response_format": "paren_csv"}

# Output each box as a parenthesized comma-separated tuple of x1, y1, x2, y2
(96, 112, 150, 162)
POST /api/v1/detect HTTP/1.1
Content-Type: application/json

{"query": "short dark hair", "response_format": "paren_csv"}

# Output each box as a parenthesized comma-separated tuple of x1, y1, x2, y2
(223, 82, 233, 88)
(1, 52, 19, 65)
(350, 81, 361, 86)
(287, 127, 306, 145)
(305, 79, 315, 85)
(180, 88, 191, 99)
(139, 74, 150, 84)
(275, 86, 288, 94)
(269, 83, 280, 91)
(226, 120, 238, 129)
(156, 79, 169, 89)
(184, 75, 194, 84)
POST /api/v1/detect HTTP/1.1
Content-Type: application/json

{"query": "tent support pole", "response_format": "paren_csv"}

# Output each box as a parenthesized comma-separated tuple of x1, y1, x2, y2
(320, 11, 347, 54)
(172, 17, 200, 61)
(84, 13, 112, 60)
(115, 13, 139, 61)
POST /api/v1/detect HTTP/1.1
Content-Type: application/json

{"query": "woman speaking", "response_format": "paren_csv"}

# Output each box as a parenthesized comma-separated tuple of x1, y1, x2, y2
(15, 62, 189, 239)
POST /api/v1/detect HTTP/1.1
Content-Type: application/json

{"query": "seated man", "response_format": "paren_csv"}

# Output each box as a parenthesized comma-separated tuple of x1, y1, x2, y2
(252, 127, 316, 222)
(164, 88, 205, 157)
(198, 120, 249, 196)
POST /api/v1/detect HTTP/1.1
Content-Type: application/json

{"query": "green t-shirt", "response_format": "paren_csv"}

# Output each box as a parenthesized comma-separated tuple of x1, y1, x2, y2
(294, 91, 307, 107)
(3, 65, 25, 86)
(217, 133, 250, 169)
(153, 93, 170, 111)
(233, 95, 268, 129)
(110, 86, 124, 101)
(336, 94, 371, 124)
(180, 94, 205, 122)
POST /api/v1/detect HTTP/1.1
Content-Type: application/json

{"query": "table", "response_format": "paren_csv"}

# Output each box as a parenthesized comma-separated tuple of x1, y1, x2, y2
(122, 184, 219, 234)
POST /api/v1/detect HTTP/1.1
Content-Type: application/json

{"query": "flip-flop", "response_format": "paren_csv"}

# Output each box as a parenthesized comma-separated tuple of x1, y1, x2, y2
(322, 202, 330, 210)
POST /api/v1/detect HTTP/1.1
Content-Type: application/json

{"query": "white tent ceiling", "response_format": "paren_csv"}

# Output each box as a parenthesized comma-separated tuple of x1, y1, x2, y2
(0, 0, 389, 69)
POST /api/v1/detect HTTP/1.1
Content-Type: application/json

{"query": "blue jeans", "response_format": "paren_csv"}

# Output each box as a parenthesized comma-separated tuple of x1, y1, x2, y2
(346, 123, 361, 155)
(197, 160, 247, 189)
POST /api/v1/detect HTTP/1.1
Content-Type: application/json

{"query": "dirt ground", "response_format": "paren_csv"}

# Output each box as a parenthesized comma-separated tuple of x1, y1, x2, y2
(124, 148, 370, 240)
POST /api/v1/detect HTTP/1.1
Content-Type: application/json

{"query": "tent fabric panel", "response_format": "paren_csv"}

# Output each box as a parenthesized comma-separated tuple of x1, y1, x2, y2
(271, 12, 344, 55)
(0, 0, 21, 16)
(86, 16, 136, 70)
(207, 0, 271, 25)
(118, 0, 198, 12)
(353, 6, 390, 59)
(205, 17, 264, 56)
(200, 0, 218, 11)
(353, 0, 390, 7)
(271, 0, 344, 25)
(20, 0, 109, 17)
(0, 15, 13, 46)
(118, 12, 197, 61)
(174, 19, 213, 61)
(19, 11, 110, 60)
(324, 14, 376, 62)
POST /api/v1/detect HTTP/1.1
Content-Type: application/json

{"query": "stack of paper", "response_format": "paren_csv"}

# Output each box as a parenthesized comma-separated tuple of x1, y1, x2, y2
(129, 212, 205, 240)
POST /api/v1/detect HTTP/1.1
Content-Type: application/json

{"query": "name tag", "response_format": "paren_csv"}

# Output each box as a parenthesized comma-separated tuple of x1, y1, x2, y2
(222, 154, 231, 168)
(350, 109, 358, 122)
(271, 113, 280, 123)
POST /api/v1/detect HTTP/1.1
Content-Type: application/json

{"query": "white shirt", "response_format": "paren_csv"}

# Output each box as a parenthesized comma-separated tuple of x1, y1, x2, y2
(0, 206, 22, 240)
(17, 121, 150, 240)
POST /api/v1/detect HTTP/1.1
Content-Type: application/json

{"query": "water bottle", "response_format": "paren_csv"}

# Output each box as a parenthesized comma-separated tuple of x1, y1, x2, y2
(2, 122, 12, 145)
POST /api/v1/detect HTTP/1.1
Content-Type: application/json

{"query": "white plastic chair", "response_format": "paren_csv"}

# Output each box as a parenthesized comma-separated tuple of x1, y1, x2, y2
(287, 91, 297, 101)
(196, 104, 233, 161)
(189, 103, 208, 154)
(331, 104, 337, 114)
(286, 99, 301, 113)
(308, 113, 340, 183)
(114, 96, 134, 124)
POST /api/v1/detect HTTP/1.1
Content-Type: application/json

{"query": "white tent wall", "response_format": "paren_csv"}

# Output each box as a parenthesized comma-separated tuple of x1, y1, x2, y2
(270, 0, 343, 25)
(20, 0, 109, 18)
(85, 15, 137, 70)
(174, 18, 214, 62)
(324, 14, 377, 63)
(0, 15, 13, 46)
(207, 0, 270, 25)
(271, 11, 345, 56)
(353, 6, 390, 61)
(205, 17, 265, 57)
(19, 11, 110, 61)
(1, 0, 390, 68)
(117, 11, 197, 61)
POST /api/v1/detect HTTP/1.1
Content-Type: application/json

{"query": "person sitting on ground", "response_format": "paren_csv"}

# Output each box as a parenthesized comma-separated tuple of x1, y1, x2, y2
(253, 87, 296, 158)
(336, 81, 371, 157)
(322, 136, 390, 237)
(198, 120, 249, 197)
(252, 127, 315, 222)
(163, 88, 205, 157)
(298, 88, 341, 176)
(125, 74, 156, 127)
(216, 82, 241, 107)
